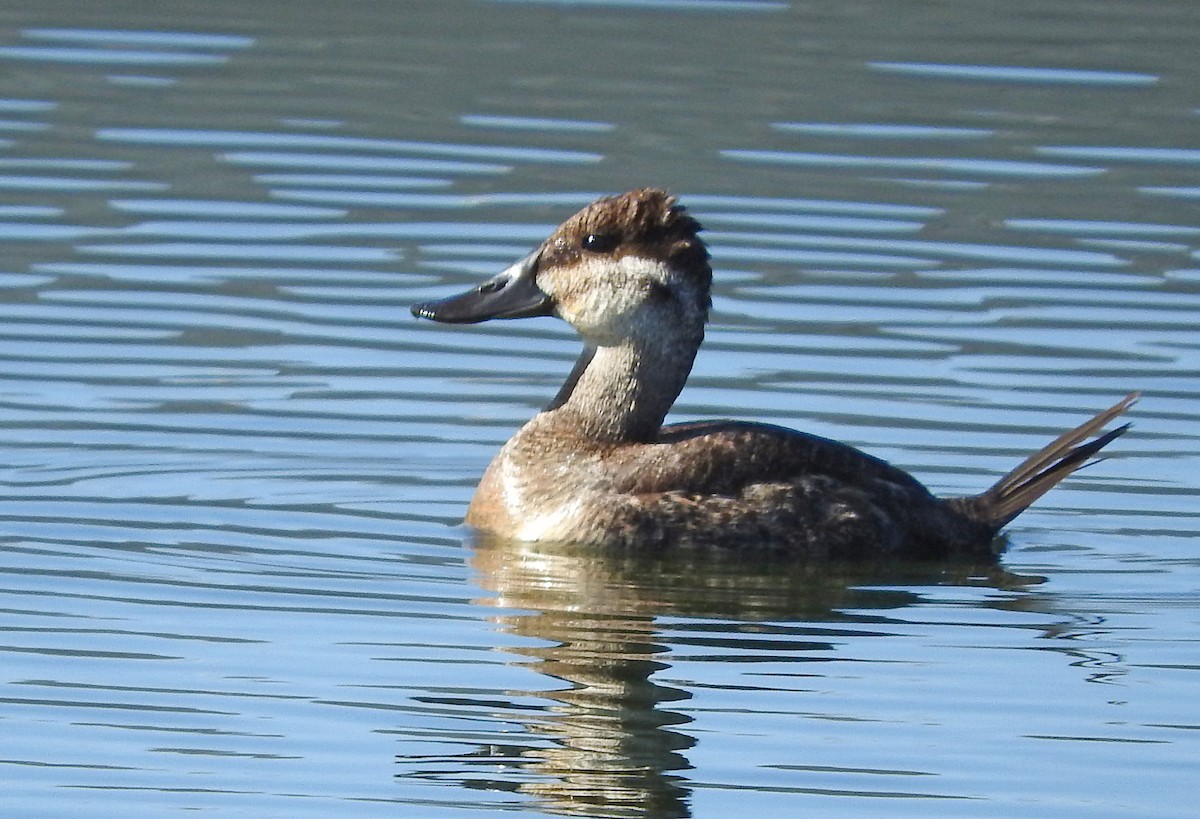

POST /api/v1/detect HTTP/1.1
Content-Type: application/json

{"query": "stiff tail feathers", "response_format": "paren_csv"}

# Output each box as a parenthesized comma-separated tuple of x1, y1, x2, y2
(958, 392, 1138, 531)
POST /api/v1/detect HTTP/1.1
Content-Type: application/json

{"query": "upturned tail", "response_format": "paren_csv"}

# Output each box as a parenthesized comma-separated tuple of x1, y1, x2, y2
(953, 393, 1138, 532)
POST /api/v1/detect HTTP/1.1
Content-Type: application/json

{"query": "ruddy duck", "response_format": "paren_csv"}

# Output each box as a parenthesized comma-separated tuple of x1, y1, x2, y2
(412, 189, 1135, 558)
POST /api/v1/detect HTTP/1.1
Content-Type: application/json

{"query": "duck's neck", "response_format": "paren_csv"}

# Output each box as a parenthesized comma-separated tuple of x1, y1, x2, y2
(543, 331, 702, 444)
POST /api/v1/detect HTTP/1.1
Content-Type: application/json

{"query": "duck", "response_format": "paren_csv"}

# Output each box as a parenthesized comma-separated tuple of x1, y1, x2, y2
(411, 188, 1135, 559)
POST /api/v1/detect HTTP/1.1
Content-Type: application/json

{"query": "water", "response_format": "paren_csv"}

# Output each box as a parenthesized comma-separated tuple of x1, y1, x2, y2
(0, 1, 1197, 817)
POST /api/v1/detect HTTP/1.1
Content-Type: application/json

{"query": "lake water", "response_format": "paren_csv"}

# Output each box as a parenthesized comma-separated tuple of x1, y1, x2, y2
(0, 1, 1197, 817)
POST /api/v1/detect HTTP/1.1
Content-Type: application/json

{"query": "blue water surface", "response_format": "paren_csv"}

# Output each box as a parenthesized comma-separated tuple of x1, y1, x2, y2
(0, 2, 1196, 817)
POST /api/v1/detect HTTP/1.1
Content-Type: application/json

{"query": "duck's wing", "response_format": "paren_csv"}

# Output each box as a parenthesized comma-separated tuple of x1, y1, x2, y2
(573, 420, 967, 556)
(615, 420, 931, 499)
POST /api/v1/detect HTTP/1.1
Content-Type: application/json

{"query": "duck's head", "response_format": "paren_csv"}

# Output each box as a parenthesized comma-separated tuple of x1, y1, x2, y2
(412, 188, 711, 346)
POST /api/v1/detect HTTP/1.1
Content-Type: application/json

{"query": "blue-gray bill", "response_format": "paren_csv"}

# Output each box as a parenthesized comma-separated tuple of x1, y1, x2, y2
(411, 251, 552, 324)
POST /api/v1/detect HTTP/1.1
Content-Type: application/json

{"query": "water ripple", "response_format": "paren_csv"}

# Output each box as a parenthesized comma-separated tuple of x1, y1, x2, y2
(722, 149, 1106, 178)
(869, 61, 1159, 86)
(0, 47, 229, 66)
(97, 128, 604, 164)
(484, 0, 788, 9)
(773, 122, 995, 140)
(706, 229, 1127, 267)
(109, 199, 347, 220)
(0, 6, 1195, 818)
(460, 114, 615, 133)
(225, 151, 511, 175)
(21, 28, 255, 50)
(1037, 146, 1200, 164)
(74, 242, 398, 263)
(0, 99, 57, 112)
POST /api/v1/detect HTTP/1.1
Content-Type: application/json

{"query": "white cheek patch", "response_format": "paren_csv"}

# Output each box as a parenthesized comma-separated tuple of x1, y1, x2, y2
(615, 254, 674, 293)
(556, 255, 676, 340)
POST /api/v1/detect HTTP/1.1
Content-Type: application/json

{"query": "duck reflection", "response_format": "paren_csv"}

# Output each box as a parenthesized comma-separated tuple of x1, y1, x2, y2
(418, 535, 1038, 818)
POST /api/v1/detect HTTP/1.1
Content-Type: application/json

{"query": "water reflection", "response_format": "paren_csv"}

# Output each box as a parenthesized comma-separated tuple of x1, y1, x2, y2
(433, 537, 1038, 817)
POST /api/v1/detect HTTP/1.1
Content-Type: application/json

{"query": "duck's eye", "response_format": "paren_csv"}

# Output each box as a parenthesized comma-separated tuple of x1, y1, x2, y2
(581, 233, 618, 253)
